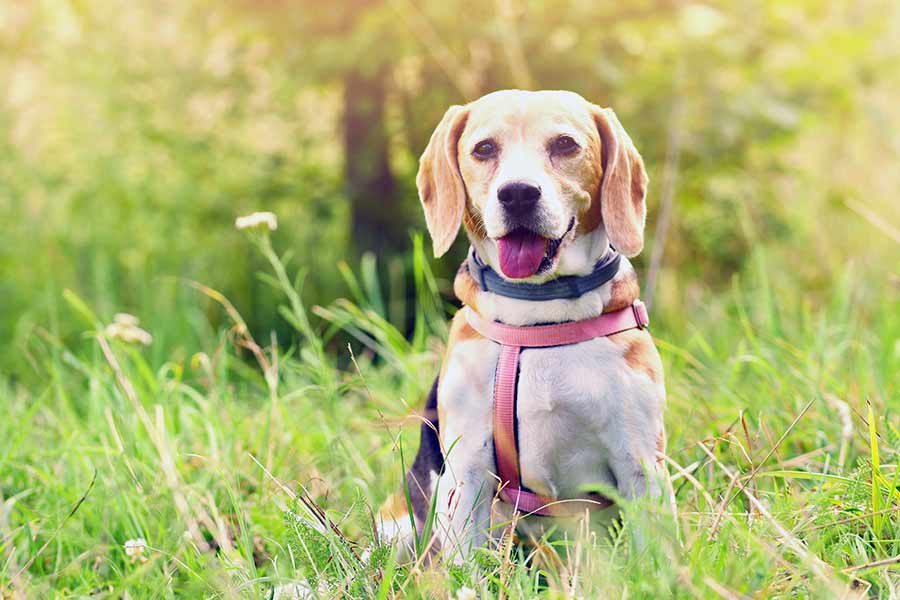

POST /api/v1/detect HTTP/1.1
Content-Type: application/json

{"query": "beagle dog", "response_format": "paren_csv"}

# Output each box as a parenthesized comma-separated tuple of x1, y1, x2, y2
(379, 90, 669, 560)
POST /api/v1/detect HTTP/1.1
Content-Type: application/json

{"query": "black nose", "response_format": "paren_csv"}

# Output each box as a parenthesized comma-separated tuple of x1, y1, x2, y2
(497, 181, 541, 217)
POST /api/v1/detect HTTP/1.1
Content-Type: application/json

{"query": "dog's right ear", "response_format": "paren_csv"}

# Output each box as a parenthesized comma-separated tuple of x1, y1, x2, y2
(416, 104, 469, 257)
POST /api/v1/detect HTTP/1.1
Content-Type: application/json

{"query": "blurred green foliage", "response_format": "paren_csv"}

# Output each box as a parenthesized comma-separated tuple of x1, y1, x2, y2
(1, 0, 898, 377)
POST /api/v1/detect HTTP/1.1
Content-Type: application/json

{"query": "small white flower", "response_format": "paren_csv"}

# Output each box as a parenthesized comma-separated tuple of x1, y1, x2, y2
(113, 313, 139, 327)
(455, 587, 478, 600)
(105, 314, 153, 346)
(235, 211, 278, 231)
(124, 538, 148, 562)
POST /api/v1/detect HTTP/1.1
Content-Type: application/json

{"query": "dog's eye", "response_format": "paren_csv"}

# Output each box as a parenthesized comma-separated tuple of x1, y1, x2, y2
(551, 135, 579, 155)
(472, 139, 498, 159)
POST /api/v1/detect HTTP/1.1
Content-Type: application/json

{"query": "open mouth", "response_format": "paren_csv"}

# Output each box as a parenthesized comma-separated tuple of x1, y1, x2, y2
(496, 218, 575, 279)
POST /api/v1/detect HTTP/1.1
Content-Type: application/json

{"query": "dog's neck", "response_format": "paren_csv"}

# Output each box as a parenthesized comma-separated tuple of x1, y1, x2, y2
(454, 253, 640, 326)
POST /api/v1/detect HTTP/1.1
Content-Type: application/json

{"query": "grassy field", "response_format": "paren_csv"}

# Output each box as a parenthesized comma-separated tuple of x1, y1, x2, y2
(3, 1, 899, 597)
(2, 225, 898, 599)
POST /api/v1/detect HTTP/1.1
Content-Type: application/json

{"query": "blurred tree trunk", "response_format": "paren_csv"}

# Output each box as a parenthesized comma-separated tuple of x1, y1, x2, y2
(343, 66, 404, 256)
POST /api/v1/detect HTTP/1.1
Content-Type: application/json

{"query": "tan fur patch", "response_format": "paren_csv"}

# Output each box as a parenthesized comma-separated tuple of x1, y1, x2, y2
(576, 137, 604, 236)
(656, 430, 666, 465)
(604, 269, 640, 313)
(447, 310, 483, 346)
(452, 262, 480, 311)
(462, 204, 486, 241)
(378, 489, 410, 522)
(609, 328, 663, 384)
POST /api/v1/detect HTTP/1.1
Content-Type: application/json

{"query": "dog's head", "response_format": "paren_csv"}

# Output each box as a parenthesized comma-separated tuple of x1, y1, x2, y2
(417, 89, 648, 280)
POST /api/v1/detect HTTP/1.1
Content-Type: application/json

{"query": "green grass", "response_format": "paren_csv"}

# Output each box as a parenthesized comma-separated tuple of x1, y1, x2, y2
(2, 229, 899, 598)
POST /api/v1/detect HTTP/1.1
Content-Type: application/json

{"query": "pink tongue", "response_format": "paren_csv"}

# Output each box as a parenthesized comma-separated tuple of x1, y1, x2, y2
(497, 230, 548, 279)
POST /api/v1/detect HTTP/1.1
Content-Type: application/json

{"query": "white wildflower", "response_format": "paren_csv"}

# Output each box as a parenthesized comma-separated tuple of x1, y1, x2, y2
(124, 538, 148, 562)
(112, 313, 139, 327)
(105, 314, 153, 346)
(455, 587, 478, 600)
(235, 211, 278, 231)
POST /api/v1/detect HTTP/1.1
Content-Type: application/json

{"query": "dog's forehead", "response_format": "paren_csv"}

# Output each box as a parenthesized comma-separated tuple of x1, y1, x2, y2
(464, 90, 594, 139)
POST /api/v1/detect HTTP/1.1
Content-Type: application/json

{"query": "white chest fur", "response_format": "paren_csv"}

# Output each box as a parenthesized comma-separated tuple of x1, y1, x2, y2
(516, 337, 664, 499)
(439, 333, 665, 504)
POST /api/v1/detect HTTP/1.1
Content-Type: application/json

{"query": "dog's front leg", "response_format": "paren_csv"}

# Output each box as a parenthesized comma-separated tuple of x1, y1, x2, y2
(607, 389, 666, 503)
(431, 333, 500, 562)
(608, 424, 666, 552)
(431, 431, 495, 563)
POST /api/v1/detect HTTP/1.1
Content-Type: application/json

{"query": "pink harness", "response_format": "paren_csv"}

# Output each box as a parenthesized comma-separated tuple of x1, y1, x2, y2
(465, 301, 650, 516)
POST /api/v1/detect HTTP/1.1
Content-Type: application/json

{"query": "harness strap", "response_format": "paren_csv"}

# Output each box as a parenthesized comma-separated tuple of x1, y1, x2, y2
(492, 345, 525, 504)
(467, 301, 650, 517)
(467, 302, 650, 348)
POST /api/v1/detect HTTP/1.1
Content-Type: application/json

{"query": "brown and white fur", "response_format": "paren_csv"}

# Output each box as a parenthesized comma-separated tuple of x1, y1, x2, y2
(378, 90, 670, 561)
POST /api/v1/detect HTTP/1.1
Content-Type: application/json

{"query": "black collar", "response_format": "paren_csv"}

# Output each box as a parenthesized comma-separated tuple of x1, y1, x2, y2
(467, 249, 622, 301)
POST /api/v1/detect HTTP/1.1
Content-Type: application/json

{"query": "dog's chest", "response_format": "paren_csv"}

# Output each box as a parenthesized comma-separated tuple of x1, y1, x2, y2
(440, 335, 663, 499)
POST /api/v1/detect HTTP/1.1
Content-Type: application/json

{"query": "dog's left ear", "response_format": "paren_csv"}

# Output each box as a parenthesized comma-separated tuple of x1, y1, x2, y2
(417, 105, 470, 257)
(592, 106, 649, 257)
